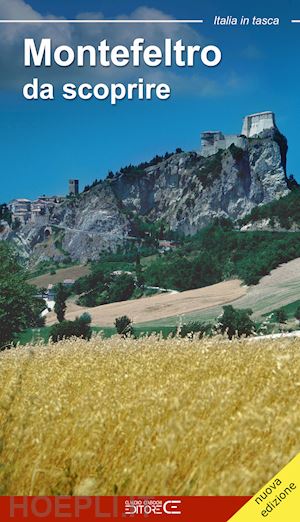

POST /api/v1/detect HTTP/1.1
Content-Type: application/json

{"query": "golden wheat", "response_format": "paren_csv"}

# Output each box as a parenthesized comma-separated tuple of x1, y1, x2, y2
(0, 334, 299, 496)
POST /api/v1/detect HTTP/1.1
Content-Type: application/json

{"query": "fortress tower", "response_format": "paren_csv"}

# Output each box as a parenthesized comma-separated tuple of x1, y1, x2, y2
(69, 179, 79, 195)
(241, 111, 276, 138)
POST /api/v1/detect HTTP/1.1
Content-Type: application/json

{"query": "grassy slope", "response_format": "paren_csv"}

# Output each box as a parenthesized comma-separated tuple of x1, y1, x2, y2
(1, 336, 300, 495)
(263, 299, 300, 319)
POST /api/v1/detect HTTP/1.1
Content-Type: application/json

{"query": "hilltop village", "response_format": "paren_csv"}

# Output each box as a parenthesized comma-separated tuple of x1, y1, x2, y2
(2, 180, 79, 227)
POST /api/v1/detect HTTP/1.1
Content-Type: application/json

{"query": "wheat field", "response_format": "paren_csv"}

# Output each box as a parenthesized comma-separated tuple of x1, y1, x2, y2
(0, 335, 299, 496)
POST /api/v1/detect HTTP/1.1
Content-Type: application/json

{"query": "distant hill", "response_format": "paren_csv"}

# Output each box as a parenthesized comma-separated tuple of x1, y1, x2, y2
(0, 124, 292, 264)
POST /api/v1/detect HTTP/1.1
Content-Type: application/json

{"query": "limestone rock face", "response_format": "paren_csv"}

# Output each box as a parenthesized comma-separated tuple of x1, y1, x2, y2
(0, 128, 290, 263)
(50, 183, 131, 263)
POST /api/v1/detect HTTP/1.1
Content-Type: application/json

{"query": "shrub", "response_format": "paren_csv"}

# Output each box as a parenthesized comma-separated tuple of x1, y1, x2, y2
(273, 308, 288, 324)
(79, 312, 92, 325)
(115, 316, 133, 337)
(50, 315, 92, 343)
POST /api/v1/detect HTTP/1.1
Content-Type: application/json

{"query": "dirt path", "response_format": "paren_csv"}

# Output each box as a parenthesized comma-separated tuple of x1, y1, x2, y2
(46, 279, 246, 327)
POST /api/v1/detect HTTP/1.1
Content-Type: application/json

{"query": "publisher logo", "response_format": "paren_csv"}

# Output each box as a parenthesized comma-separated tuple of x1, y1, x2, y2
(124, 499, 182, 516)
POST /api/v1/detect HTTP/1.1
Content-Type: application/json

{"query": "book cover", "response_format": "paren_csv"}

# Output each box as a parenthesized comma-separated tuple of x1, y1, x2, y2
(0, 1, 299, 520)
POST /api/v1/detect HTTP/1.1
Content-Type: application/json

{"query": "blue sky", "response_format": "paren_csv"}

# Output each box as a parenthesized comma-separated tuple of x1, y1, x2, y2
(0, 0, 299, 201)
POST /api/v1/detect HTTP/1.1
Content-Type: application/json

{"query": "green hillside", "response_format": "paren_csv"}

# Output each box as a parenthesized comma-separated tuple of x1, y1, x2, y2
(143, 221, 300, 288)
(240, 187, 300, 229)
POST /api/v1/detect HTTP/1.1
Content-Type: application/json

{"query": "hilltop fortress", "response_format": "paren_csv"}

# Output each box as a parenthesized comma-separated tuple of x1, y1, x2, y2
(201, 111, 276, 157)
(1, 110, 289, 262)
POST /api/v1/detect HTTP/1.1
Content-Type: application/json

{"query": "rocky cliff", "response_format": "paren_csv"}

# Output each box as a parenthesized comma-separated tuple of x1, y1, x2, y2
(111, 129, 289, 236)
(1, 127, 290, 263)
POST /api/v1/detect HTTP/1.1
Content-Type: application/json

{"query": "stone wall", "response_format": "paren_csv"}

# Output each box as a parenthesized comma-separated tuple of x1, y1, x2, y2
(201, 132, 247, 157)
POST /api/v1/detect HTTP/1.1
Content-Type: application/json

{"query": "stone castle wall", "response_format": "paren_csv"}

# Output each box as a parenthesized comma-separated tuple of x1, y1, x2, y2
(201, 132, 247, 157)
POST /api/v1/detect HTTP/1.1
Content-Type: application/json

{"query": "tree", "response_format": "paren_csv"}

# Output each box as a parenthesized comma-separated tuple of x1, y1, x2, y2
(135, 253, 145, 288)
(218, 305, 255, 339)
(273, 308, 288, 325)
(54, 283, 68, 323)
(109, 274, 135, 303)
(0, 243, 42, 347)
(115, 316, 133, 337)
(136, 268, 145, 289)
(295, 306, 300, 325)
(73, 267, 105, 295)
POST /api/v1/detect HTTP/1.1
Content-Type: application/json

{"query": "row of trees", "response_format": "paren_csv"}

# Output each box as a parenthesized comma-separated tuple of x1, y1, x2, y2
(114, 306, 256, 339)
(117, 305, 300, 341)
(177, 306, 257, 340)
(83, 149, 184, 191)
